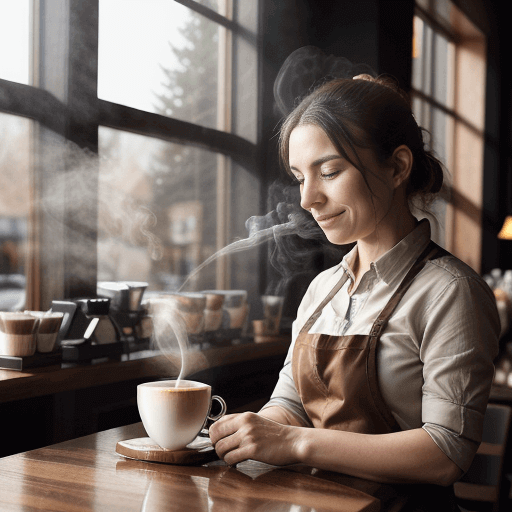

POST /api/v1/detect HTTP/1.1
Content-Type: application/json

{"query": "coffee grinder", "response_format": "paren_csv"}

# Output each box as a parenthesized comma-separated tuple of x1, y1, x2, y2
(96, 281, 151, 352)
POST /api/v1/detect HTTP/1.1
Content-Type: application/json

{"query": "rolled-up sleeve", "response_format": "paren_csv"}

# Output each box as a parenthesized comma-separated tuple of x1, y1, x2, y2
(420, 275, 500, 472)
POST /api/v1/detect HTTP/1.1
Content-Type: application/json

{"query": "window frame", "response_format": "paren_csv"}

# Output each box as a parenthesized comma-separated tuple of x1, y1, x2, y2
(0, 0, 260, 309)
(411, 1, 487, 272)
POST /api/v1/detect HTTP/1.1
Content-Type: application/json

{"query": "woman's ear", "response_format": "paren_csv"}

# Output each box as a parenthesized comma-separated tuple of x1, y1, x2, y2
(391, 145, 413, 189)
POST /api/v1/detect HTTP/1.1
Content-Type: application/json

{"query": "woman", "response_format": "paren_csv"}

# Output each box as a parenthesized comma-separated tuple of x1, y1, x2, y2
(209, 69, 500, 509)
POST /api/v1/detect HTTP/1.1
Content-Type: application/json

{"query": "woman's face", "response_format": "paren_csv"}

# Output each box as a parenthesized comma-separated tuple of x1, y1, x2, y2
(288, 123, 396, 246)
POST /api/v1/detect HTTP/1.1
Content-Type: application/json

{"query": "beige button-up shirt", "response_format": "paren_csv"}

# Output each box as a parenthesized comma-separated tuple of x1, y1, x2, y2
(262, 220, 500, 472)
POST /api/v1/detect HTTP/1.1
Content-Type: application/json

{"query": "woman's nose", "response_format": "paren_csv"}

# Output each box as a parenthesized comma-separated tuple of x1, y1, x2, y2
(300, 179, 325, 211)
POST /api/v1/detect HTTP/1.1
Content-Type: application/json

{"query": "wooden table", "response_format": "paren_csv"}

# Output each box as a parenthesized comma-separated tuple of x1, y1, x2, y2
(0, 423, 381, 512)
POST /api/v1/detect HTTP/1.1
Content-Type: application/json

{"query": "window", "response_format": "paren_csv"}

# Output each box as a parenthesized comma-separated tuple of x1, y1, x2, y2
(0, 1, 33, 311)
(412, 0, 487, 272)
(0, 0, 260, 311)
(97, 0, 260, 294)
(0, 0, 31, 85)
(97, 127, 222, 291)
(98, 0, 221, 130)
(0, 113, 31, 311)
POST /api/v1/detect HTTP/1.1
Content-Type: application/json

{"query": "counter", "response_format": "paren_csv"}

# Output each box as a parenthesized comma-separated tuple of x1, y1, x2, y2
(0, 339, 289, 403)
(0, 339, 289, 457)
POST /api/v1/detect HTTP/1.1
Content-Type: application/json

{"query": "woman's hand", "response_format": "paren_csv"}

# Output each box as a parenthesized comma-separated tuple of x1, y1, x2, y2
(210, 414, 462, 486)
(209, 412, 305, 466)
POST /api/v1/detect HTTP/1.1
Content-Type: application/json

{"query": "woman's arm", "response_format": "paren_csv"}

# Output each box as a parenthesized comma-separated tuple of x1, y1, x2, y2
(258, 405, 310, 427)
(209, 412, 462, 487)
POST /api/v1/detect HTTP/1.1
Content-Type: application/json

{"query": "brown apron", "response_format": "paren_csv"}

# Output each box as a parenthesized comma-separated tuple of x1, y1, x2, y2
(292, 241, 460, 511)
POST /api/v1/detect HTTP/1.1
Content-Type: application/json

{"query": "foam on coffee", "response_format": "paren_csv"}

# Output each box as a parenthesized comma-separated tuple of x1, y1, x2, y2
(145, 380, 208, 391)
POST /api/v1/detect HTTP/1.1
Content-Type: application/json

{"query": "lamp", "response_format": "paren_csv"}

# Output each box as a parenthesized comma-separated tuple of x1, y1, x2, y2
(498, 216, 512, 240)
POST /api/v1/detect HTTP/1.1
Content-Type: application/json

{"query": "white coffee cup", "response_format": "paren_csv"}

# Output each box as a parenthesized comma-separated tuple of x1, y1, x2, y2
(137, 379, 226, 451)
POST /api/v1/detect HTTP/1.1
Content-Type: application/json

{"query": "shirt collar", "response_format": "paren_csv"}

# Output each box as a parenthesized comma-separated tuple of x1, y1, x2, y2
(339, 244, 357, 280)
(339, 219, 432, 286)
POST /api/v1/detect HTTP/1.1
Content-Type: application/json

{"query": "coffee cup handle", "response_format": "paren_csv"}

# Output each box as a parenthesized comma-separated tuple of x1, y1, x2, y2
(199, 395, 227, 437)
(208, 395, 227, 422)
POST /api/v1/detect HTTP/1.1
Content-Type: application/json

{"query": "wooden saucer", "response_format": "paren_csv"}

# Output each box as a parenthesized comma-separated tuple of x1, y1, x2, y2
(115, 436, 219, 465)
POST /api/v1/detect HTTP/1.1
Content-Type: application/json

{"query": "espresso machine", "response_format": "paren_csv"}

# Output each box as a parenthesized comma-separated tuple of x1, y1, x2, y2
(96, 281, 151, 351)
(51, 281, 151, 363)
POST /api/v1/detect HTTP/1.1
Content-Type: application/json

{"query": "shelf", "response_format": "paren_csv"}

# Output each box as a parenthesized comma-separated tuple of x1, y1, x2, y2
(0, 336, 290, 404)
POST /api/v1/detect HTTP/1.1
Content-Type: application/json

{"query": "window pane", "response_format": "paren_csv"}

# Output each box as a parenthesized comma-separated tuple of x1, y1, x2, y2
(98, 127, 220, 292)
(422, 22, 433, 96)
(413, 96, 433, 140)
(432, 106, 450, 165)
(98, 0, 220, 130)
(232, 1, 259, 143)
(0, 113, 30, 310)
(433, 32, 451, 107)
(412, 16, 424, 91)
(193, 0, 226, 15)
(412, 16, 433, 96)
(0, 0, 31, 85)
(412, 95, 423, 125)
(230, 160, 260, 310)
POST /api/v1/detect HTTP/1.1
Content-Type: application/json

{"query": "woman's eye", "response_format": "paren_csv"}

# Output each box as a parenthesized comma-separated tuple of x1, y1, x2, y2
(321, 170, 340, 180)
(294, 176, 304, 185)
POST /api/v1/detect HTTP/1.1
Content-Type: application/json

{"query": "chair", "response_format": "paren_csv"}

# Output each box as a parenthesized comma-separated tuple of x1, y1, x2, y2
(454, 403, 512, 512)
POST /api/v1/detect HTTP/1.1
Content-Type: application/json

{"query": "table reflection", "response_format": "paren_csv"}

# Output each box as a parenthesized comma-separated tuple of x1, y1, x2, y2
(116, 459, 379, 512)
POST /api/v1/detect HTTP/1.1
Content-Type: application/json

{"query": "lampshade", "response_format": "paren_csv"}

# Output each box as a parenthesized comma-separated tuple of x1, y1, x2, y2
(498, 215, 512, 240)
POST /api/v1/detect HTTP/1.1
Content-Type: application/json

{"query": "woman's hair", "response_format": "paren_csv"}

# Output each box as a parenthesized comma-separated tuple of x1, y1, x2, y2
(278, 75, 444, 209)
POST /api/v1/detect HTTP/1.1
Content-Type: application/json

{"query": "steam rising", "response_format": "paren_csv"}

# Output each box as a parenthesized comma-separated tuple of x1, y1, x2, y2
(148, 297, 191, 380)
(36, 138, 164, 290)
(152, 189, 330, 382)
(179, 208, 322, 291)
(35, 139, 339, 382)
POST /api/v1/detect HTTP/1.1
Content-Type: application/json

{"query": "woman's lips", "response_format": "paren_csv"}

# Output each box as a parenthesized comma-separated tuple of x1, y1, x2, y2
(315, 211, 345, 227)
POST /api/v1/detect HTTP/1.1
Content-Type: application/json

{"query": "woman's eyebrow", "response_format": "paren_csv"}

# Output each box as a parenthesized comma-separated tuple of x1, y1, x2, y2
(312, 155, 344, 166)
(290, 155, 344, 171)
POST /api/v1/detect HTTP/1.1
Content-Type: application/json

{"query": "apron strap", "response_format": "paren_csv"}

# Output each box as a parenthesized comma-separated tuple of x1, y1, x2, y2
(368, 241, 444, 341)
(300, 270, 348, 334)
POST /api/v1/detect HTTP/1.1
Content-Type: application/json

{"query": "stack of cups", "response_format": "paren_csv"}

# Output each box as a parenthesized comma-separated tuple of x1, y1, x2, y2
(202, 292, 225, 333)
(218, 290, 249, 331)
(167, 292, 207, 336)
(25, 311, 64, 353)
(261, 295, 284, 335)
(196, 290, 250, 333)
(0, 312, 38, 357)
(253, 295, 284, 342)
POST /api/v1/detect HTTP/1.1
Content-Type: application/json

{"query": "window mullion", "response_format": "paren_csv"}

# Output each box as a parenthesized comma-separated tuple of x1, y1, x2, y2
(215, 0, 232, 289)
